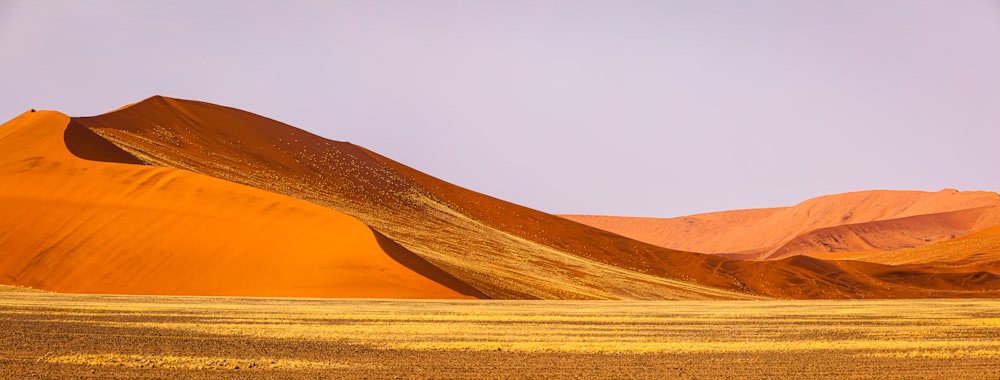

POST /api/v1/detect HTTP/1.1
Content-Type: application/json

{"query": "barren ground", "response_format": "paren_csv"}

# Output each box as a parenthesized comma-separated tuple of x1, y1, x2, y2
(2, 289, 999, 379)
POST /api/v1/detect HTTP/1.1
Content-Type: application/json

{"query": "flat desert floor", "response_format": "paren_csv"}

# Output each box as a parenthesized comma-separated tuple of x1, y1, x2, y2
(2, 289, 999, 379)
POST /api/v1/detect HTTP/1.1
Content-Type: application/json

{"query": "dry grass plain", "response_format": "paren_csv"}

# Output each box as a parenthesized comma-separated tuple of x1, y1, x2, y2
(2, 288, 999, 378)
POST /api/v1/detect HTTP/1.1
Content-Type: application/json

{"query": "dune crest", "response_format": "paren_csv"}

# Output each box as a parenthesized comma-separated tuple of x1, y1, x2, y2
(0, 110, 477, 299)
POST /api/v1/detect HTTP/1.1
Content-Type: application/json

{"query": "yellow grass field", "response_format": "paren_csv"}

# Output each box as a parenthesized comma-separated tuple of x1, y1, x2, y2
(2, 288, 999, 378)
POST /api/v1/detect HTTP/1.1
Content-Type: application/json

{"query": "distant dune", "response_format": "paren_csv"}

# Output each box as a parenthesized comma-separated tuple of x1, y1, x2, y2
(809, 224, 1000, 266)
(562, 189, 1000, 262)
(3, 96, 1000, 299)
(767, 207, 998, 260)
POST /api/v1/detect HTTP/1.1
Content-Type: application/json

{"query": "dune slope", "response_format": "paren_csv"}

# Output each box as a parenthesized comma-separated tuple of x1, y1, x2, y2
(69, 96, 1000, 299)
(0, 110, 477, 299)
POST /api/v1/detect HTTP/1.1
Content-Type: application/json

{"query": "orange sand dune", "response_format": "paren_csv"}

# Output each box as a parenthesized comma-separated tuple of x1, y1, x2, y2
(66, 96, 1000, 299)
(562, 208, 781, 256)
(767, 207, 999, 260)
(809, 224, 1000, 266)
(75, 97, 750, 300)
(562, 189, 1000, 261)
(0, 110, 478, 299)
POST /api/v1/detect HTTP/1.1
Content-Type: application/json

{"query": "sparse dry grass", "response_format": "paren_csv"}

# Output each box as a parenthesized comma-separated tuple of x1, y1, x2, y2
(860, 350, 1000, 359)
(42, 353, 347, 370)
(0, 284, 44, 293)
(2, 292, 1000, 378)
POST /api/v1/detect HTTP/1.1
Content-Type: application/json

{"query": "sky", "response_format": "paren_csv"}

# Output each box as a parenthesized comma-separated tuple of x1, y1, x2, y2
(1, 1, 999, 217)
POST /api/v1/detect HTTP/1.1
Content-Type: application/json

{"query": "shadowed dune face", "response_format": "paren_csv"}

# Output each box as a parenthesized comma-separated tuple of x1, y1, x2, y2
(562, 190, 1000, 263)
(369, 228, 486, 298)
(63, 120, 143, 164)
(0, 110, 474, 299)
(64, 96, 1000, 299)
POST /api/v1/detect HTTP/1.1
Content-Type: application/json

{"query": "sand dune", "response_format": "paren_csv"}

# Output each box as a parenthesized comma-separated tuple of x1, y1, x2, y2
(766, 207, 999, 260)
(73, 97, 750, 300)
(561, 208, 781, 256)
(562, 189, 1000, 262)
(62, 96, 1000, 299)
(3, 96, 998, 299)
(0, 110, 477, 299)
(809, 224, 1000, 266)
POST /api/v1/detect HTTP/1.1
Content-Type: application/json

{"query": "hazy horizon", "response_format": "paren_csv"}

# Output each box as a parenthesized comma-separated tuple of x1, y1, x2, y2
(2, 0, 998, 217)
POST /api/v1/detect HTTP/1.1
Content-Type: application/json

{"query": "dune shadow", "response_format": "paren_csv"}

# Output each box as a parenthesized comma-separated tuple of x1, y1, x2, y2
(63, 120, 144, 164)
(370, 227, 489, 299)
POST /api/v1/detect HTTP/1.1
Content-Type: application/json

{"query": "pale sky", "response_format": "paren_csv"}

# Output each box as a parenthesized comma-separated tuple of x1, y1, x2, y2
(2, 1, 999, 217)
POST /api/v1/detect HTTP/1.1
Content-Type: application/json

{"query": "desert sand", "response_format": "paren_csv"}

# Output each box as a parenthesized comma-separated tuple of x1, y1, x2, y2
(0, 110, 476, 299)
(2, 96, 999, 300)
